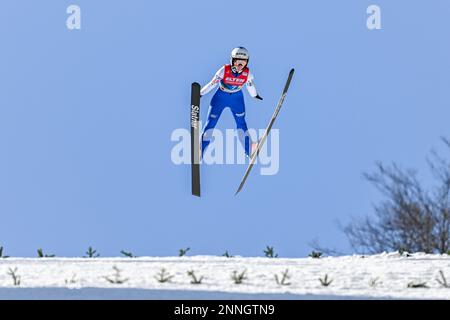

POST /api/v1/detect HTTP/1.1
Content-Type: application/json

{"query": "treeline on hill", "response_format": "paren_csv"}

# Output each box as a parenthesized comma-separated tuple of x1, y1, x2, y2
(344, 137, 450, 254)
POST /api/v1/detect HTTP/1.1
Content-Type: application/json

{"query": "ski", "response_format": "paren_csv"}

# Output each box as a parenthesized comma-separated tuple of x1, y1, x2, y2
(235, 68, 295, 195)
(191, 82, 201, 197)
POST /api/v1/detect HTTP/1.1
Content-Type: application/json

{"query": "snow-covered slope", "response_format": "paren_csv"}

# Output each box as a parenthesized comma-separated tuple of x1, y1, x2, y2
(1, 252, 450, 299)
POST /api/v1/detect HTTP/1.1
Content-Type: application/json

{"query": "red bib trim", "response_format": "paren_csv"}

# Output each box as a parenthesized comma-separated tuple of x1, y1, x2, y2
(222, 64, 249, 87)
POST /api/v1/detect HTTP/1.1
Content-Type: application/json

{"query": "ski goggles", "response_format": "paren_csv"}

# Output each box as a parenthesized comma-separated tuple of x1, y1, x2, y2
(233, 59, 248, 66)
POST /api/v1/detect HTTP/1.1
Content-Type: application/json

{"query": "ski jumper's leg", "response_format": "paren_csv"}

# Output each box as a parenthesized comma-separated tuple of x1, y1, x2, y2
(230, 91, 251, 156)
(201, 91, 226, 157)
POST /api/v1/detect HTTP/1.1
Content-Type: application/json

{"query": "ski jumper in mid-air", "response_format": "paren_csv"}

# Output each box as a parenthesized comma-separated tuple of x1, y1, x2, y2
(200, 47, 263, 158)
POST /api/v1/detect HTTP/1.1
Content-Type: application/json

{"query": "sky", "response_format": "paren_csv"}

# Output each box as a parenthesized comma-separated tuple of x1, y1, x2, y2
(0, 0, 449, 258)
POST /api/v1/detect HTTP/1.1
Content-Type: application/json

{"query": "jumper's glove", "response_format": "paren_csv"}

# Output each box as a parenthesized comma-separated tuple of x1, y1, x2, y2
(255, 95, 263, 100)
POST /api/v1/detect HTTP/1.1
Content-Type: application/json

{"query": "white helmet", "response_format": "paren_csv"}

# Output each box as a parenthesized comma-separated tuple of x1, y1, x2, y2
(230, 47, 249, 65)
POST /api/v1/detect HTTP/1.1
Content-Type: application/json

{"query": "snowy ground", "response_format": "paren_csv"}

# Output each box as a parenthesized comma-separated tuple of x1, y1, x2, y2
(1, 252, 450, 299)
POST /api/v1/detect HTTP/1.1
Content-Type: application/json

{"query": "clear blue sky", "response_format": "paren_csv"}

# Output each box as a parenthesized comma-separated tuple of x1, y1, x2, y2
(1, 1, 449, 257)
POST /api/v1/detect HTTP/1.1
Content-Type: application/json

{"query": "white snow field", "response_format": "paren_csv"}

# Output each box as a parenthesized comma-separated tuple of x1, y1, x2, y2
(1, 252, 450, 300)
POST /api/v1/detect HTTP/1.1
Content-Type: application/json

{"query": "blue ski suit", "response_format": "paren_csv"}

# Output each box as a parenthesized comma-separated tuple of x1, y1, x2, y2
(200, 64, 260, 157)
